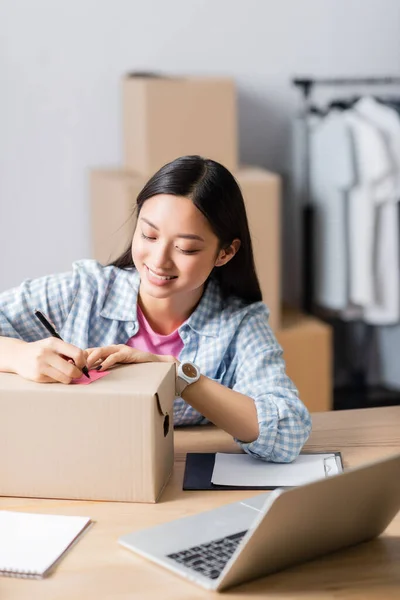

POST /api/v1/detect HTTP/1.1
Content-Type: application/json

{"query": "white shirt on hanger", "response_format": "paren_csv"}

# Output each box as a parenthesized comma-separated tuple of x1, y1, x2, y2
(354, 96, 400, 325)
(344, 110, 392, 312)
(309, 110, 354, 310)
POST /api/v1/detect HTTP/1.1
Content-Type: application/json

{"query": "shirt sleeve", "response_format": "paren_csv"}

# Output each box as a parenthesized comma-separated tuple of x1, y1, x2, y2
(0, 270, 76, 341)
(231, 303, 312, 462)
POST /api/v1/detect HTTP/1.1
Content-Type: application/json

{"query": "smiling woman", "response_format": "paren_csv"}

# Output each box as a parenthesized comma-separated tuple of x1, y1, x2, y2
(129, 193, 241, 332)
(0, 155, 311, 462)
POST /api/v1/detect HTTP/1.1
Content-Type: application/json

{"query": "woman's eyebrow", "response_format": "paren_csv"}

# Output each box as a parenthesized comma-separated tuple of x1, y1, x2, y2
(177, 233, 205, 242)
(141, 217, 159, 230)
(140, 217, 205, 242)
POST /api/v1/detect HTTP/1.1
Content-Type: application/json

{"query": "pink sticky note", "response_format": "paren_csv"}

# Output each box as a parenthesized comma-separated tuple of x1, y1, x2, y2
(72, 369, 110, 385)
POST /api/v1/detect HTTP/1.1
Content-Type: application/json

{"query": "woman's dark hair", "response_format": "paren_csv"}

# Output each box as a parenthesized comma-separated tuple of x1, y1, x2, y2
(111, 155, 262, 304)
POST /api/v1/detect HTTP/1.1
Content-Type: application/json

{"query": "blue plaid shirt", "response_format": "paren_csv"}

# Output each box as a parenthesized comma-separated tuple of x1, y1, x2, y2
(0, 260, 311, 462)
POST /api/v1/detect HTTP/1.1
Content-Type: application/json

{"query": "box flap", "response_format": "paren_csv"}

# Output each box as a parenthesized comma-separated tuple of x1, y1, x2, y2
(153, 364, 176, 418)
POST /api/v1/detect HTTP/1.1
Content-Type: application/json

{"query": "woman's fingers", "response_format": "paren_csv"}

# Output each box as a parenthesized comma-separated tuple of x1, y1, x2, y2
(95, 350, 126, 371)
(86, 350, 100, 368)
(40, 363, 75, 385)
(90, 358, 103, 368)
(86, 345, 124, 369)
(85, 347, 101, 360)
(86, 347, 113, 368)
(86, 345, 158, 371)
(17, 338, 88, 384)
(48, 353, 83, 381)
(47, 338, 88, 371)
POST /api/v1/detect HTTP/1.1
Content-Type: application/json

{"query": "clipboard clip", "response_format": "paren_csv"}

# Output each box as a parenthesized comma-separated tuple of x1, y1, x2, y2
(323, 456, 339, 477)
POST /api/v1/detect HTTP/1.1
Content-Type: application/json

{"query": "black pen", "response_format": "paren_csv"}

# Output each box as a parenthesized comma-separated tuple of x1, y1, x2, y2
(34, 309, 90, 379)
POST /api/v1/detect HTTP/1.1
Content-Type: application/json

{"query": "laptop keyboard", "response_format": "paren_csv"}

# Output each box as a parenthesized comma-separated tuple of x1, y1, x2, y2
(166, 530, 248, 580)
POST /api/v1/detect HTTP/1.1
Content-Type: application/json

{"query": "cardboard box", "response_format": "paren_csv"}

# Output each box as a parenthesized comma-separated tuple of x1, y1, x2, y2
(122, 74, 238, 174)
(236, 167, 281, 331)
(276, 308, 333, 412)
(0, 363, 175, 502)
(90, 169, 146, 265)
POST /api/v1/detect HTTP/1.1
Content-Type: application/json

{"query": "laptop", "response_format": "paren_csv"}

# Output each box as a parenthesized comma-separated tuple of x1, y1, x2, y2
(119, 453, 400, 592)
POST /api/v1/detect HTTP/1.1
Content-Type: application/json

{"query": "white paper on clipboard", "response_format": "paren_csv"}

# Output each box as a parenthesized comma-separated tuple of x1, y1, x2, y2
(211, 453, 343, 487)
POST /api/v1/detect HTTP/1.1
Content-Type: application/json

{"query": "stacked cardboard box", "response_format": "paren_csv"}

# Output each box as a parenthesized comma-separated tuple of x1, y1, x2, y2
(122, 75, 237, 174)
(276, 308, 333, 412)
(90, 73, 332, 411)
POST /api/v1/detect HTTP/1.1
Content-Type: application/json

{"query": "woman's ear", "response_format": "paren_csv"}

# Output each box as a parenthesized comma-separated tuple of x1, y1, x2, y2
(215, 239, 241, 267)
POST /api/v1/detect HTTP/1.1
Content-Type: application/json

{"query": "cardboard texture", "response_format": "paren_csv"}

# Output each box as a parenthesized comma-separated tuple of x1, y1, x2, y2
(90, 167, 281, 330)
(90, 169, 146, 265)
(0, 363, 176, 503)
(276, 308, 333, 413)
(236, 167, 281, 331)
(122, 75, 238, 174)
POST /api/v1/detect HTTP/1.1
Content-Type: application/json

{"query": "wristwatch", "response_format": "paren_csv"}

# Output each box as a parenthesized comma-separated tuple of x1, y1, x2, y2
(176, 361, 201, 396)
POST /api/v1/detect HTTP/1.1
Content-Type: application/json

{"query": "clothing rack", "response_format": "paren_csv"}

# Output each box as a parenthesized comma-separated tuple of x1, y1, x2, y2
(293, 76, 400, 96)
(292, 76, 400, 313)
(292, 77, 400, 404)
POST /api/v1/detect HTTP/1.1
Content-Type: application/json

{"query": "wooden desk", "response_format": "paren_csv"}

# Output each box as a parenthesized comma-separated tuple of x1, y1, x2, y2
(1, 406, 400, 599)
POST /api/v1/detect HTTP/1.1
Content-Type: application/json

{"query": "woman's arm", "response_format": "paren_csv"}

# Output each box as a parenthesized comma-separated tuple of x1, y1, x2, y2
(180, 374, 259, 442)
(193, 347, 312, 463)
(0, 335, 88, 382)
(0, 269, 87, 381)
(222, 305, 312, 462)
(85, 345, 256, 441)
(87, 341, 311, 462)
(0, 337, 26, 373)
(175, 302, 311, 462)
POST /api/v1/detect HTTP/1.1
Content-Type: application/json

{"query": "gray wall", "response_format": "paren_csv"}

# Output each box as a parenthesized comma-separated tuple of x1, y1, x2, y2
(1, 0, 399, 298)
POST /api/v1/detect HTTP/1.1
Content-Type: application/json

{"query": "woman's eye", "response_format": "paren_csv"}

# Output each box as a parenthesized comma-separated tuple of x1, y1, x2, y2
(177, 248, 199, 255)
(141, 233, 156, 241)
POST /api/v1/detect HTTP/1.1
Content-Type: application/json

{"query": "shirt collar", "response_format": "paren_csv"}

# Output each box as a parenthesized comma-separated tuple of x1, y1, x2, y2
(100, 268, 140, 322)
(100, 268, 222, 337)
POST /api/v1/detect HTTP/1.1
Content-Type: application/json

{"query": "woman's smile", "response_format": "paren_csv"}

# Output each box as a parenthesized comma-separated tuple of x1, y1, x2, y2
(145, 264, 178, 286)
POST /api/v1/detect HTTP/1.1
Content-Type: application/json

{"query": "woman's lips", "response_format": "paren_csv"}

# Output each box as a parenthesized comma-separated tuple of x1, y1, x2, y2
(145, 265, 177, 286)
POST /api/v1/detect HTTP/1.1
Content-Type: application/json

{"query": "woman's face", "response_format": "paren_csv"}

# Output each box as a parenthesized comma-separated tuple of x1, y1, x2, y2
(131, 194, 225, 301)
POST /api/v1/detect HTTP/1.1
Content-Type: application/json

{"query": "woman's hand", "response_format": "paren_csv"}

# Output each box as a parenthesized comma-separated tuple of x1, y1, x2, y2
(86, 344, 177, 371)
(16, 338, 88, 384)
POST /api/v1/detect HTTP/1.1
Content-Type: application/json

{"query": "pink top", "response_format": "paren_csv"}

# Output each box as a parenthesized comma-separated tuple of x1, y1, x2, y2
(126, 306, 184, 358)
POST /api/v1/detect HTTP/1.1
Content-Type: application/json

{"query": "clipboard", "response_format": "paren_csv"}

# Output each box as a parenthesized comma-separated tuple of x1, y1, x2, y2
(182, 451, 344, 491)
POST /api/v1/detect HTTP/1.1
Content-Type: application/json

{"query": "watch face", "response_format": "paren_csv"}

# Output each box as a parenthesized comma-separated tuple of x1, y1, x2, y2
(182, 363, 198, 379)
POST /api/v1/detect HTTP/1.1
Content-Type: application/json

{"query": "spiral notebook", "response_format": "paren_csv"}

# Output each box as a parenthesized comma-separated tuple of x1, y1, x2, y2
(0, 511, 92, 579)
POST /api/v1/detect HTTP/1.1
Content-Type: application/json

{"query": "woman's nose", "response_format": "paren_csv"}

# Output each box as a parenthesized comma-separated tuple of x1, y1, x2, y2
(152, 243, 173, 268)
